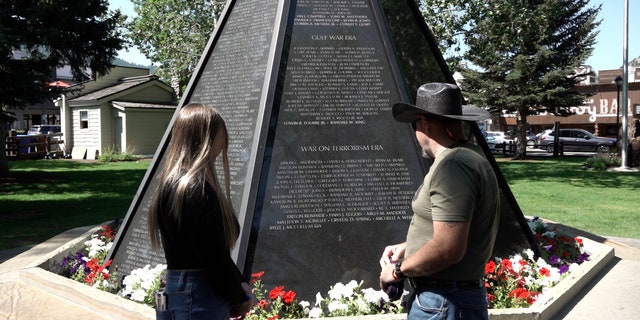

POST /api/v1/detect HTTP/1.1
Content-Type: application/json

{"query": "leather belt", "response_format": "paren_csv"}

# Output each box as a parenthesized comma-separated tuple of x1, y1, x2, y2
(409, 277, 483, 289)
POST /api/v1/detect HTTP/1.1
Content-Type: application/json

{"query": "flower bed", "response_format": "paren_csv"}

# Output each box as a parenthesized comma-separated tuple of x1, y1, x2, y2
(47, 216, 599, 319)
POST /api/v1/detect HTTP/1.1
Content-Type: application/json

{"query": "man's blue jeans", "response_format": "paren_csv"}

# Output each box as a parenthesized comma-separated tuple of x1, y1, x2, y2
(407, 285, 489, 320)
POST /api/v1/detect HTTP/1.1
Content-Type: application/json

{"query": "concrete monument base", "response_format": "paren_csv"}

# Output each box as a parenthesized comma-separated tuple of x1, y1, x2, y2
(0, 224, 614, 320)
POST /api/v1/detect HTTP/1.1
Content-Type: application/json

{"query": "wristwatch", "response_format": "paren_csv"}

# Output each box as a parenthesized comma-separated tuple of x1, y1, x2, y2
(394, 258, 407, 279)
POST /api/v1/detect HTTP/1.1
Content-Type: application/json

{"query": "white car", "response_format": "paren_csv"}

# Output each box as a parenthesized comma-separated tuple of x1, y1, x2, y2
(485, 131, 509, 140)
(485, 131, 514, 152)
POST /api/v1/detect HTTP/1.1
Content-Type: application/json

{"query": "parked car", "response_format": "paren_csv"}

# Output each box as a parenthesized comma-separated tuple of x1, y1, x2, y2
(513, 130, 539, 148)
(27, 125, 61, 135)
(485, 131, 510, 140)
(485, 132, 514, 153)
(537, 128, 615, 153)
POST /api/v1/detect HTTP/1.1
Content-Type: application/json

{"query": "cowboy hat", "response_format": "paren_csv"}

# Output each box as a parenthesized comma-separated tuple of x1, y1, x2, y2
(392, 82, 490, 122)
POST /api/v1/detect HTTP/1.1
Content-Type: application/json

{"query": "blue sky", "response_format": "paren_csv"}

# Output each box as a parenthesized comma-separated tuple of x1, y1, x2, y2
(110, 0, 638, 72)
(585, 0, 639, 71)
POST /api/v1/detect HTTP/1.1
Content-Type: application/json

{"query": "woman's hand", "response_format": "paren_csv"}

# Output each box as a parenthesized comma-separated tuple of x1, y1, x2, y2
(230, 282, 253, 319)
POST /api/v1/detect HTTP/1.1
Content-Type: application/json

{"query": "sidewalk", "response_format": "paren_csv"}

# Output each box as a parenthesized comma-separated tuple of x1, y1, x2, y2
(542, 222, 640, 320)
(1, 226, 639, 319)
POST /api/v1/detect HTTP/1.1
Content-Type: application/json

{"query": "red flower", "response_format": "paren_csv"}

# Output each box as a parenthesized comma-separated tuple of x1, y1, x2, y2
(257, 299, 269, 310)
(84, 258, 112, 284)
(269, 286, 285, 299)
(574, 237, 583, 246)
(99, 225, 115, 241)
(538, 267, 551, 277)
(251, 271, 265, 283)
(485, 260, 496, 274)
(508, 288, 530, 300)
(282, 290, 296, 304)
(500, 258, 512, 270)
(558, 235, 571, 244)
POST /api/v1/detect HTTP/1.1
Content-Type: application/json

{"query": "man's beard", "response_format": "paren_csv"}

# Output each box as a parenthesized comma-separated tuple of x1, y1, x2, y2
(422, 147, 434, 159)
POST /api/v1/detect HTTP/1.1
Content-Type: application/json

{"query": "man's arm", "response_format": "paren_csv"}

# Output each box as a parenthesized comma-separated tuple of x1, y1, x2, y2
(390, 220, 470, 279)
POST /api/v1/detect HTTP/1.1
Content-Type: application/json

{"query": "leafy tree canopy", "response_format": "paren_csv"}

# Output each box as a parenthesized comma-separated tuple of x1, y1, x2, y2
(0, 0, 124, 177)
(461, 0, 600, 113)
(127, 0, 226, 97)
(0, 0, 125, 108)
(420, 0, 600, 159)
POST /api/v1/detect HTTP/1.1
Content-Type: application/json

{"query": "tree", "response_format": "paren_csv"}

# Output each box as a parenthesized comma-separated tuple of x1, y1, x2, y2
(127, 0, 226, 97)
(420, 0, 600, 160)
(0, 0, 125, 177)
(418, 0, 473, 72)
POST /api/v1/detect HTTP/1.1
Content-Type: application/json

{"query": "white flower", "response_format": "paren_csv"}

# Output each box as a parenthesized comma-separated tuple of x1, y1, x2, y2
(119, 263, 166, 305)
(355, 298, 371, 314)
(328, 300, 348, 313)
(344, 280, 358, 295)
(327, 282, 346, 300)
(308, 307, 323, 318)
(84, 235, 110, 258)
(568, 262, 581, 273)
(523, 248, 535, 259)
(299, 300, 311, 315)
(362, 287, 387, 304)
(544, 268, 562, 285)
(511, 255, 524, 273)
(130, 289, 147, 302)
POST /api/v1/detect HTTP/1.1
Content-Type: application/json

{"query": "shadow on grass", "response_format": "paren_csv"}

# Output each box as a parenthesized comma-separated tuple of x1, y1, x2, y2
(0, 159, 149, 250)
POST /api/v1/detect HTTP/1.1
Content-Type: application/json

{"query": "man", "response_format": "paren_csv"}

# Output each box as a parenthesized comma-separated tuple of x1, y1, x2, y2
(379, 82, 500, 319)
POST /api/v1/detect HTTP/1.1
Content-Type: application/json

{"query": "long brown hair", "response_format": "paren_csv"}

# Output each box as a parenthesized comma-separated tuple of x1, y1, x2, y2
(148, 103, 239, 250)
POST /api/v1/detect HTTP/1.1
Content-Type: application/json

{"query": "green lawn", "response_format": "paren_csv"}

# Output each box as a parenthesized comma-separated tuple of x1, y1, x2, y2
(0, 159, 150, 251)
(496, 156, 640, 238)
(0, 156, 638, 252)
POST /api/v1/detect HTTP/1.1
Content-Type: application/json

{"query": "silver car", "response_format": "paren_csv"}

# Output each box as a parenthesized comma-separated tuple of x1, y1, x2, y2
(537, 128, 615, 153)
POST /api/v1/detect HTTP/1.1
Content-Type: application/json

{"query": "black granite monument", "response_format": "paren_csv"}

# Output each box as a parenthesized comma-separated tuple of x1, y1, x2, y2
(107, 0, 535, 301)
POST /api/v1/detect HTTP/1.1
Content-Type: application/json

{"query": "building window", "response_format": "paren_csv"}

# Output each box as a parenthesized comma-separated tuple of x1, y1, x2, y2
(80, 111, 88, 129)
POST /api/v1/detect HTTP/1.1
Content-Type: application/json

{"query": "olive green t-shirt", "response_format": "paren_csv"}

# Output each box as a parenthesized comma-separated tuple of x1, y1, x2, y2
(405, 144, 499, 280)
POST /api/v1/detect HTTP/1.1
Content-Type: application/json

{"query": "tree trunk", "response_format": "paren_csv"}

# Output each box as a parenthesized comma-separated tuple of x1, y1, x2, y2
(171, 69, 181, 99)
(512, 108, 528, 160)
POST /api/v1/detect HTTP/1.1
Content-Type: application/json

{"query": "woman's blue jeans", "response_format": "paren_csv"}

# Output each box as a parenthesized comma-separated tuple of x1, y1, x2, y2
(407, 285, 489, 320)
(156, 269, 229, 320)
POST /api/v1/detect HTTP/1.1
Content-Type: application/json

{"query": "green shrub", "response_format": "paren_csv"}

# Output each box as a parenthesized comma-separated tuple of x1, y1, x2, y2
(98, 147, 140, 162)
(582, 153, 620, 170)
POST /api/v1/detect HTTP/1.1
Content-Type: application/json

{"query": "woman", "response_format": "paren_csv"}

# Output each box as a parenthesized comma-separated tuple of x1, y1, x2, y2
(148, 103, 252, 319)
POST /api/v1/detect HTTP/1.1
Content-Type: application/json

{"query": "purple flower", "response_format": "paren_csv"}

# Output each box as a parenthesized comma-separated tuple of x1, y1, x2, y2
(577, 253, 590, 264)
(558, 265, 569, 274)
(60, 256, 71, 267)
(60, 251, 89, 275)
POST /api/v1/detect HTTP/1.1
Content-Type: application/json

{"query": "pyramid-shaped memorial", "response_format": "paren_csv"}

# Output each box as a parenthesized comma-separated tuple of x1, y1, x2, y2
(107, 0, 534, 301)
